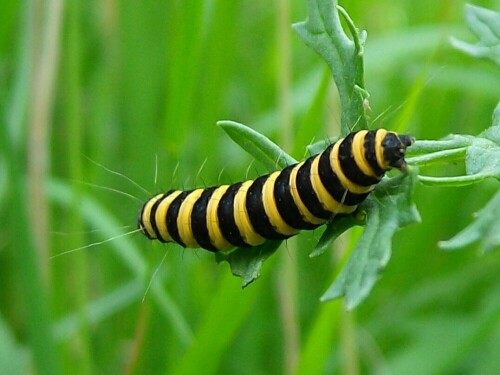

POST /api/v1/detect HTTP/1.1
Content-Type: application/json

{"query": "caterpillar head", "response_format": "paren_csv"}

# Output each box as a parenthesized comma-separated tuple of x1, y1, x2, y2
(383, 132, 415, 171)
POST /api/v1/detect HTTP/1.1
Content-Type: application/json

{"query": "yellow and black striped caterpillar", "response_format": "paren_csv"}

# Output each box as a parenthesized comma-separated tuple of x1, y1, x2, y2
(138, 129, 414, 252)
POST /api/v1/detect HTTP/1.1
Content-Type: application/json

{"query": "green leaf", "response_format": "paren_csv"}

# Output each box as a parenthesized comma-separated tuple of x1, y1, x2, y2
(450, 4, 500, 66)
(465, 142, 500, 180)
(309, 215, 363, 258)
(215, 241, 283, 288)
(293, 0, 368, 135)
(217, 120, 296, 170)
(493, 102, 500, 127)
(465, 112, 500, 179)
(321, 168, 421, 309)
(416, 106, 500, 186)
(407, 135, 472, 156)
(439, 191, 500, 253)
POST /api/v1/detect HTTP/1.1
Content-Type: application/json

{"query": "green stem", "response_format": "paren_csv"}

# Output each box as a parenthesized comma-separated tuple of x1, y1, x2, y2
(406, 147, 467, 166)
(337, 5, 366, 62)
(418, 173, 490, 186)
(408, 136, 472, 154)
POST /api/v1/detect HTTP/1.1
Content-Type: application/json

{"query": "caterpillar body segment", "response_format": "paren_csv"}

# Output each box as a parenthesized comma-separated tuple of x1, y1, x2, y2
(138, 129, 414, 252)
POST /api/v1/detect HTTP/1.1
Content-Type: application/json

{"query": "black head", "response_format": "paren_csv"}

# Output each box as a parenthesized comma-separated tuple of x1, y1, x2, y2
(382, 133, 415, 170)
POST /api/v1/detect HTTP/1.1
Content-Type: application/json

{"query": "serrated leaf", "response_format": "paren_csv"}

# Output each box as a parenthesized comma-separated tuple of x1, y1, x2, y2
(450, 4, 500, 65)
(293, 0, 368, 135)
(309, 215, 363, 258)
(215, 241, 282, 288)
(321, 168, 420, 309)
(217, 120, 296, 170)
(439, 191, 500, 253)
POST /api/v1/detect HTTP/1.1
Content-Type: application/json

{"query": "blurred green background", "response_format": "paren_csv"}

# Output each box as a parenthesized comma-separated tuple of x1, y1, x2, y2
(1, 0, 499, 374)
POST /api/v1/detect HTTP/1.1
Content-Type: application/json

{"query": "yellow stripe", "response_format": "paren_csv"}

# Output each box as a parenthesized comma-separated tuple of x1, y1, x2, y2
(141, 194, 163, 239)
(351, 130, 378, 178)
(310, 155, 357, 214)
(177, 189, 204, 248)
(330, 141, 373, 194)
(289, 162, 326, 225)
(233, 180, 265, 246)
(375, 129, 390, 170)
(155, 190, 182, 242)
(206, 185, 233, 251)
(262, 171, 299, 236)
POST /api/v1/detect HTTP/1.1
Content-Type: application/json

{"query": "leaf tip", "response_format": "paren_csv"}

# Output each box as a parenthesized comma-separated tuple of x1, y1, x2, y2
(241, 276, 258, 289)
(216, 120, 234, 128)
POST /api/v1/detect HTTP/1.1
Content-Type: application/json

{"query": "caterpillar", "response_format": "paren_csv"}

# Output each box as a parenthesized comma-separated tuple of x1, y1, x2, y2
(138, 129, 414, 252)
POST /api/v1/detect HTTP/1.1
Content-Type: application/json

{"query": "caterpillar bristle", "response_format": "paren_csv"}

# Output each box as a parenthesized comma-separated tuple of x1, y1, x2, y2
(84, 155, 151, 196)
(51, 228, 142, 259)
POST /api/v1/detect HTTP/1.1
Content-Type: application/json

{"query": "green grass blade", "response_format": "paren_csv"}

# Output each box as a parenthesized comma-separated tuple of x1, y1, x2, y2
(169, 272, 260, 375)
(294, 301, 341, 375)
(48, 180, 193, 346)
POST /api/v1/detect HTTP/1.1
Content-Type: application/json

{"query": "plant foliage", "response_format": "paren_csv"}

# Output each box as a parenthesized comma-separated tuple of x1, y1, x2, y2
(214, 0, 499, 307)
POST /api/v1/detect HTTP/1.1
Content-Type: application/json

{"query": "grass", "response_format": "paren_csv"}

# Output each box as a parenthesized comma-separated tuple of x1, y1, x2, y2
(1, 0, 499, 374)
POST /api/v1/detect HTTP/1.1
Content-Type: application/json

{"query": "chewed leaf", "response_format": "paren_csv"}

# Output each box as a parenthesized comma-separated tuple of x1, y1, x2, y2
(321, 168, 420, 309)
(450, 4, 500, 65)
(218, 121, 297, 170)
(293, 0, 368, 135)
(439, 191, 500, 253)
(215, 241, 282, 288)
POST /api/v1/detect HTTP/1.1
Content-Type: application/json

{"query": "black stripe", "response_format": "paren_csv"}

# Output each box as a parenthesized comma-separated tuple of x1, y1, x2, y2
(191, 187, 218, 252)
(364, 130, 385, 176)
(217, 183, 249, 247)
(338, 132, 381, 187)
(296, 156, 332, 220)
(166, 190, 190, 247)
(246, 175, 291, 240)
(274, 165, 319, 230)
(318, 147, 369, 206)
